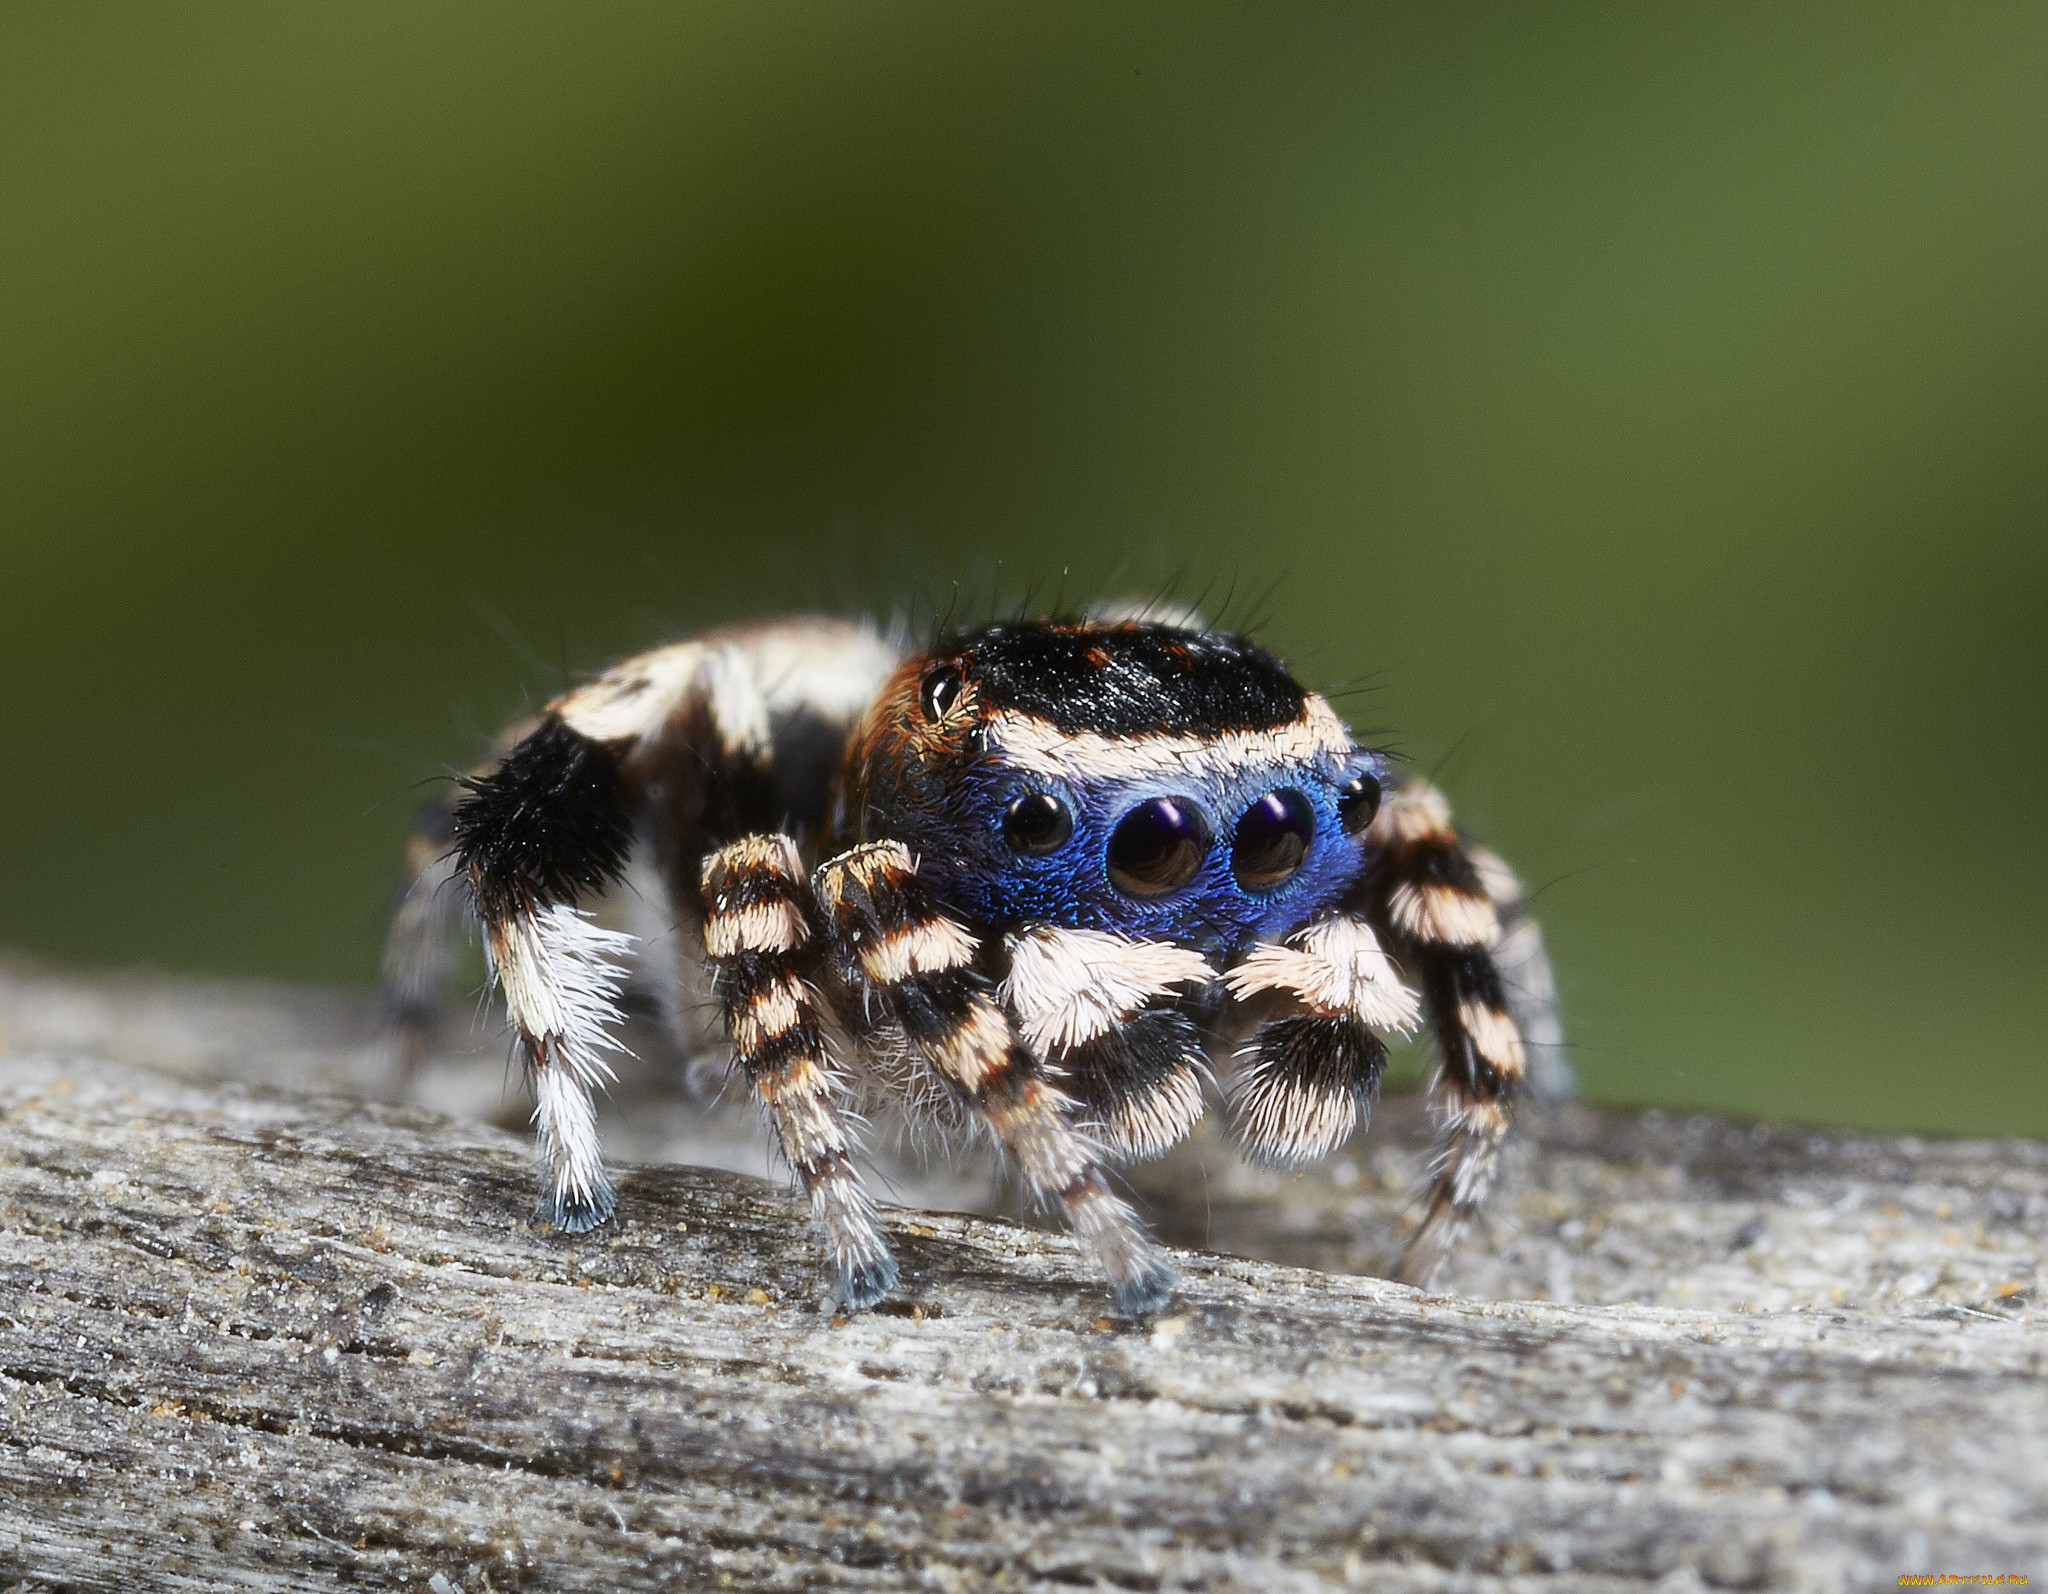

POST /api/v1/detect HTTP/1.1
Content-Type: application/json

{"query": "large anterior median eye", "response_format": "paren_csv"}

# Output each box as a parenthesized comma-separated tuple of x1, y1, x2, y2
(1107, 797, 1212, 897)
(1232, 788, 1316, 891)
(1002, 792, 1073, 856)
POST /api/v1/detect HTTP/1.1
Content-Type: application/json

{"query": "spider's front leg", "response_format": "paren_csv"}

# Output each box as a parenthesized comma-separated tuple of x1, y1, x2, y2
(1223, 912, 1422, 1176)
(448, 718, 637, 1232)
(1360, 778, 1546, 1284)
(700, 835, 897, 1309)
(816, 843, 1177, 1315)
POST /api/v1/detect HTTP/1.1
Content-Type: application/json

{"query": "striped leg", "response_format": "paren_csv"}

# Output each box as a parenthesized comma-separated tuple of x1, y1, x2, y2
(700, 835, 896, 1309)
(817, 844, 1176, 1314)
(450, 717, 637, 1233)
(1359, 778, 1533, 1284)
(1222, 914, 1422, 1167)
(1001, 926, 1215, 1162)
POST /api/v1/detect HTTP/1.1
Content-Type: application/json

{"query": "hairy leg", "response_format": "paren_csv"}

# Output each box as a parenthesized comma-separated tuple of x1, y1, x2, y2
(817, 843, 1176, 1314)
(450, 718, 636, 1232)
(1223, 913, 1420, 1166)
(701, 834, 896, 1308)
(379, 793, 464, 1101)
(1000, 925, 1215, 1161)
(1358, 778, 1533, 1284)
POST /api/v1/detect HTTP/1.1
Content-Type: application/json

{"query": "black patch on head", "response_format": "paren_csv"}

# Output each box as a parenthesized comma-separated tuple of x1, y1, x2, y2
(452, 716, 635, 923)
(949, 622, 1309, 737)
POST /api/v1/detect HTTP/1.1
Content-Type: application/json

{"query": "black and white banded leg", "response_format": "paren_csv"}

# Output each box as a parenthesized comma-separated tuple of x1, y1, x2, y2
(700, 834, 896, 1309)
(448, 718, 637, 1232)
(1222, 913, 1421, 1166)
(1000, 926, 1216, 1161)
(1360, 778, 1538, 1284)
(817, 843, 1177, 1314)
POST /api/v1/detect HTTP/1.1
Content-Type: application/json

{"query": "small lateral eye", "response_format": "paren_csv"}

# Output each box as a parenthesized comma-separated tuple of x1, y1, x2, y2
(1338, 772, 1383, 834)
(1107, 797, 1212, 898)
(1002, 792, 1073, 856)
(920, 661, 965, 721)
(1232, 788, 1315, 891)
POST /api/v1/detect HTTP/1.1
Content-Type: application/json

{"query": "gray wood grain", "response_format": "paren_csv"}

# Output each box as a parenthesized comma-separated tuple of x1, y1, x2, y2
(1, 959, 2043, 1592)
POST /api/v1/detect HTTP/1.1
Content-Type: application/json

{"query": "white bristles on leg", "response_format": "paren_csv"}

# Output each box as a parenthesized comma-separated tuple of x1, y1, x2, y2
(1002, 926, 1213, 1055)
(532, 1062, 611, 1222)
(1399, 1086, 1510, 1285)
(488, 903, 635, 1088)
(1225, 1046, 1361, 1168)
(1225, 916, 1420, 1033)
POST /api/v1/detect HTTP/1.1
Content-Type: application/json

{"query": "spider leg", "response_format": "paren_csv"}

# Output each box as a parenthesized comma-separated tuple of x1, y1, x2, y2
(817, 843, 1177, 1314)
(449, 717, 636, 1233)
(700, 834, 896, 1309)
(379, 791, 464, 1100)
(1470, 843, 1570, 1103)
(1222, 915, 1421, 1167)
(1359, 778, 1537, 1284)
(1001, 926, 1216, 1162)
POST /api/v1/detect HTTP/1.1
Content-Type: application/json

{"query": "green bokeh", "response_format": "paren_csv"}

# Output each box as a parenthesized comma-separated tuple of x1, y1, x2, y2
(3, 4, 2043, 1135)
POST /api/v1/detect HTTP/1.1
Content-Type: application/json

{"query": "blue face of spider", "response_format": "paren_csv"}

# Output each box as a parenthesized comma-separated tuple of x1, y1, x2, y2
(839, 622, 1388, 954)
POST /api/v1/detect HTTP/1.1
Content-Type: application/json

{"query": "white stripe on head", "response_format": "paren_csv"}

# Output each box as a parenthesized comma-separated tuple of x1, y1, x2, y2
(1225, 915, 1419, 1032)
(986, 698, 1353, 785)
(696, 642, 774, 761)
(1081, 598, 1211, 630)
(1002, 926, 1214, 1056)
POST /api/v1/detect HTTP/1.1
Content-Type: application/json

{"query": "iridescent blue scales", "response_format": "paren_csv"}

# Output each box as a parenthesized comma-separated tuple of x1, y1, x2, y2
(383, 615, 1560, 1312)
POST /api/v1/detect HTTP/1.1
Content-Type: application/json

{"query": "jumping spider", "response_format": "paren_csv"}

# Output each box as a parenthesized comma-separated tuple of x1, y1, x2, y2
(385, 611, 1558, 1313)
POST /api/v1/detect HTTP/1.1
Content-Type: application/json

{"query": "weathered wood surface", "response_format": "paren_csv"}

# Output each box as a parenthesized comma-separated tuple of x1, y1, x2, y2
(1, 958, 2045, 1593)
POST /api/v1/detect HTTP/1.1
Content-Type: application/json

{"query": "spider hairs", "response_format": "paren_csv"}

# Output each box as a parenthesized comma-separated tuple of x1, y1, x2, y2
(384, 610, 1560, 1313)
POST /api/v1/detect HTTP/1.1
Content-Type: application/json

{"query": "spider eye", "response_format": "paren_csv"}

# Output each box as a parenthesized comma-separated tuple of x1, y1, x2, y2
(1107, 797, 1212, 898)
(1232, 788, 1316, 891)
(1002, 792, 1073, 856)
(920, 661, 965, 721)
(1337, 772, 1383, 835)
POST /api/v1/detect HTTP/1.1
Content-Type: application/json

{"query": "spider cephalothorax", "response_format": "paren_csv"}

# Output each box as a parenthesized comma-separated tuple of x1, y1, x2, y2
(837, 624, 1386, 951)
(386, 613, 1558, 1313)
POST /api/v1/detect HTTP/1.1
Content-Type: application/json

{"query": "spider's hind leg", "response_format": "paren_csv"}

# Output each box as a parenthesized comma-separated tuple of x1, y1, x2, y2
(450, 717, 637, 1234)
(701, 834, 897, 1309)
(379, 791, 464, 1101)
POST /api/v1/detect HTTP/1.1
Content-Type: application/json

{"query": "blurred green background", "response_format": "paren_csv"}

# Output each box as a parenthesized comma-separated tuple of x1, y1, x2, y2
(2, 4, 2042, 1135)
